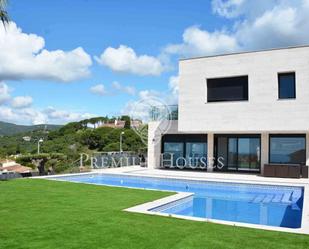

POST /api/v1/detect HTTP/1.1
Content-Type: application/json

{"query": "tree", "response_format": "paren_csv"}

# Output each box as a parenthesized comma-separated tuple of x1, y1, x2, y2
(0, 0, 9, 27)
(79, 129, 102, 150)
(121, 115, 131, 129)
(16, 153, 66, 175)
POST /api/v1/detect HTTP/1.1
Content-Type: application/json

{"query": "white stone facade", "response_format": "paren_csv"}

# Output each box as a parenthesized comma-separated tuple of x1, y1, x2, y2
(148, 46, 309, 171)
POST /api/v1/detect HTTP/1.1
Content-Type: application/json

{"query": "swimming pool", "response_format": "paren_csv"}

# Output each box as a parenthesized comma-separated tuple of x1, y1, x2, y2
(49, 173, 304, 229)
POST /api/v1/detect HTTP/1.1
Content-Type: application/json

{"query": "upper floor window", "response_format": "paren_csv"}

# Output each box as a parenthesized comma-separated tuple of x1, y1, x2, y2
(207, 76, 248, 102)
(278, 72, 296, 99)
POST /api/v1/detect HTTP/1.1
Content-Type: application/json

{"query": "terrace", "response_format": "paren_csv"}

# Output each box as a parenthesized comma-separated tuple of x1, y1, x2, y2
(149, 105, 178, 121)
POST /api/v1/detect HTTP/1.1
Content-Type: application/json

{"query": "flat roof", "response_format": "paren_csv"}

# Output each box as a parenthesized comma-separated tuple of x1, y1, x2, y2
(179, 44, 309, 61)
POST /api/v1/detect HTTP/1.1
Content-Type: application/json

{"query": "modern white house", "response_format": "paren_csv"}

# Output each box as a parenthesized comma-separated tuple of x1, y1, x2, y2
(148, 45, 309, 177)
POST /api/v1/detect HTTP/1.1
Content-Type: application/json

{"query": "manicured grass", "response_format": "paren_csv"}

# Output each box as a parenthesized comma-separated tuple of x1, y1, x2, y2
(0, 179, 309, 249)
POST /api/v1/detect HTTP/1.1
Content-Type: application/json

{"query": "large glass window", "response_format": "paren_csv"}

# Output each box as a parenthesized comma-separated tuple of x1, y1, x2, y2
(278, 72, 296, 99)
(238, 138, 260, 170)
(162, 134, 207, 169)
(186, 143, 207, 167)
(228, 138, 237, 170)
(217, 137, 228, 170)
(163, 142, 184, 167)
(269, 135, 305, 164)
(207, 76, 248, 102)
(215, 135, 261, 172)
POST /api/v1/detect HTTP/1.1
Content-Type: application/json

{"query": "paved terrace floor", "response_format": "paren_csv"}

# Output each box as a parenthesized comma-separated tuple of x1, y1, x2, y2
(94, 166, 309, 185)
(93, 166, 309, 234)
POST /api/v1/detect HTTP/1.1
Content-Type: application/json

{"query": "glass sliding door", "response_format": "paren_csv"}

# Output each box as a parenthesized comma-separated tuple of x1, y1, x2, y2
(163, 142, 184, 167)
(217, 137, 228, 170)
(215, 135, 261, 172)
(228, 138, 237, 170)
(186, 142, 207, 167)
(238, 138, 260, 171)
(248, 138, 260, 171)
(238, 138, 250, 170)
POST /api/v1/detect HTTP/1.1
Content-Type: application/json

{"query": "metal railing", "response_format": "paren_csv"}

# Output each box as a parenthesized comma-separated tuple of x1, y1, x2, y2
(149, 105, 178, 121)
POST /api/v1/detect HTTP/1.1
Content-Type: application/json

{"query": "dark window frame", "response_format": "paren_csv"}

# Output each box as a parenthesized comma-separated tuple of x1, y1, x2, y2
(268, 134, 306, 165)
(206, 75, 249, 103)
(161, 134, 208, 168)
(214, 134, 261, 173)
(162, 134, 207, 153)
(278, 72, 296, 99)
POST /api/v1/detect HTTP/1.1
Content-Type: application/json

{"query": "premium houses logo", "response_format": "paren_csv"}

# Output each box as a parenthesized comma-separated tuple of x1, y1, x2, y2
(80, 152, 225, 170)
(160, 153, 225, 170)
(80, 152, 142, 169)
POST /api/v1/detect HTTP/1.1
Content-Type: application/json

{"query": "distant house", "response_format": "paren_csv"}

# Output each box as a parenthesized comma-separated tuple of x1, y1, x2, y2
(99, 120, 125, 129)
(0, 159, 16, 168)
(0, 165, 32, 174)
(22, 136, 31, 142)
(97, 119, 143, 129)
(86, 120, 104, 129)
(0, 160, 32, 174)
(131, 120, 143, 129)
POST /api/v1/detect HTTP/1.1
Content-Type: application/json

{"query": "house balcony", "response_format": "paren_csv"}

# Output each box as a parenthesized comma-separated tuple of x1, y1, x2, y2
(150, 105, 178, 121)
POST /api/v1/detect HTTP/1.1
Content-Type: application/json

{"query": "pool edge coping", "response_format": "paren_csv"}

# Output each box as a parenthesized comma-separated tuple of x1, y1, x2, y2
(124, 192, 309, 235)
(35, 171, 309, 235)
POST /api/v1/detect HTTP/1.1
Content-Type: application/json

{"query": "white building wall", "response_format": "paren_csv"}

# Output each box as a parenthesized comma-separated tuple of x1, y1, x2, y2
(178, 46, 309, 133)
(147, 120, 180, 169)
(148, 47, 309, 170)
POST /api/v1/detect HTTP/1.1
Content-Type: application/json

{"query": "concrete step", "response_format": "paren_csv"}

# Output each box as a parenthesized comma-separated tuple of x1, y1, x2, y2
(271, 194, 283, 203)
(281, 192, 292, 203)
(262, 194, 274, 203)
(252, 194, 265, 203)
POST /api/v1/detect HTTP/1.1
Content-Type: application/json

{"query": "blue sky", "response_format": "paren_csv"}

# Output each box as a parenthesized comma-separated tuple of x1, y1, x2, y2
(1, 0, 309, 125)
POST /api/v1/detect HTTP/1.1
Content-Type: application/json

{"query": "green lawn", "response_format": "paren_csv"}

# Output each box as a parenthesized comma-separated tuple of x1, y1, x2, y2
(0, 179, 309, 249)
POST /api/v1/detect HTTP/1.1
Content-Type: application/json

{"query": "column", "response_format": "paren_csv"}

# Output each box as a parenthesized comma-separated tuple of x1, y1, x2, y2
(147, 121, 162, 169)
(260, 132, 269, 175)
(306, 133, 309, 166)
(207, 133, 214, 172)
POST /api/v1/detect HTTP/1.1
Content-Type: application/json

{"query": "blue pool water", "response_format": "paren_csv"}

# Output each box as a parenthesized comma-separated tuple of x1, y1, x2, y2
(50, 174, 304, 228)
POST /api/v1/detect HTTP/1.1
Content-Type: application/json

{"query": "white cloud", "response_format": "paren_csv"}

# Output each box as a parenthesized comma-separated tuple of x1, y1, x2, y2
(90, 81, 136, 96)
(0, 82, 96, 124)
(121, 90, 162, 122)
(0, 82, 11, 104)
(122, 78, 179, 122)
(43, 107, 95, 123)
(0, 106, 47, 125)
(164, 26, 238, 57)
(235, 3, 309, 50)
(90, 84, 108, 96)
(20, 108, 48, 125)
(111, 81, 136, 95)
(11, 96, 33, 109)
(0, 22, 92, 82)
(0, 107, 16, 121)
(165, 0, 309, 58)
(169, 75, 179, 97)
(0, 105, 96, 125)
(95, 45, 165, 76)
(212, 0, 246, 18)
(211, 0, 298, 20)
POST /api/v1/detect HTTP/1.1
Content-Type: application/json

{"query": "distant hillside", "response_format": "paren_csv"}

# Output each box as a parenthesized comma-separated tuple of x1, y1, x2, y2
(0, 121, 62, 136)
